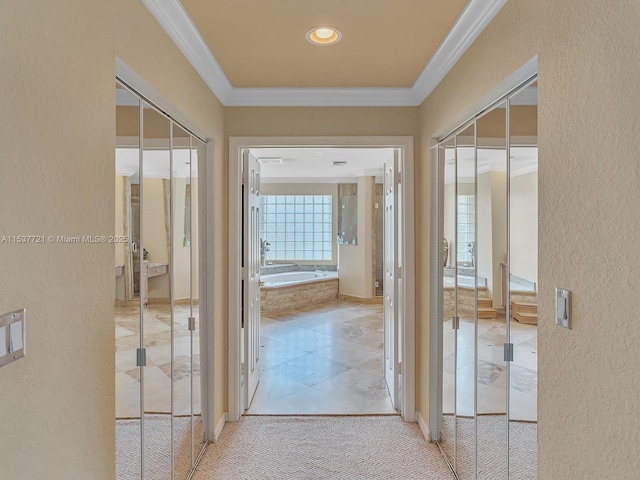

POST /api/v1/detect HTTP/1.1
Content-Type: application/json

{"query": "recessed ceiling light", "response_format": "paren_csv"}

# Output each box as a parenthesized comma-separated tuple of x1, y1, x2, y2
(306, 26, 342, 46)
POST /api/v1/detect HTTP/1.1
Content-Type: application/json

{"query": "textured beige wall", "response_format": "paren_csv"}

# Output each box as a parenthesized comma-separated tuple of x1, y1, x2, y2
(419, 0, 640, 477)
(338, 176, 375, 298)
(510, 171, 538, 284)
(172, 177, 191, 300)
(0, 0, 225, 478)
(225, 107, 420, 138)
(0, 1, 116, 478)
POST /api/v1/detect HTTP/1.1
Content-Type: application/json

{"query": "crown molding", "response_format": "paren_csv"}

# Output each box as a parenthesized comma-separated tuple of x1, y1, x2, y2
(143, 0, 507, 107)
(142, 0, 233, 103)
(511, 163, 538, 177)
(411, 0, 507, 105)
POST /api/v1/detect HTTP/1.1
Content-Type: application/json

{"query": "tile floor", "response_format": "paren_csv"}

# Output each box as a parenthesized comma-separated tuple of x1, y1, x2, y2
(247, 300, 397, 415)
(115, 302, 201, 418)
(443, 315, 538, 421)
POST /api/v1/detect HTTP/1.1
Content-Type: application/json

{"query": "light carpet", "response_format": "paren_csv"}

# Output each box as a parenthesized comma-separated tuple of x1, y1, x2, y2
(116, 415, 205, 480)
(192, 415, 454, 479)
(440, 415, 536, 479)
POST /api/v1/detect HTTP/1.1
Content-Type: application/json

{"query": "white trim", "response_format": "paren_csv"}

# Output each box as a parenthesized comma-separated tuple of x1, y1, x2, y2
(411, 0, 507, 105)
(141, 0, 233, 104)
(142, 0, 507, 107)
(116, 168, 136, 177)
(228, 136, 416, 422)
(417, 412, 431, 442)
(511, 163, 538, 177)
(261, 177, 364, 184)
(201, 140, 217, 443)
(213, 412, 227, 442)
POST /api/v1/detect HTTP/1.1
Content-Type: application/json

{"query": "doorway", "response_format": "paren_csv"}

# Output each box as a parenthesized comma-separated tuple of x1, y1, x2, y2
(243, 147, 392, 415)
(228, 137, 416, 423)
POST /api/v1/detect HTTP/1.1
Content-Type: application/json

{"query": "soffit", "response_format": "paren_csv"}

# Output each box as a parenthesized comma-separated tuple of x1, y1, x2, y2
(180, 0, 468, 88)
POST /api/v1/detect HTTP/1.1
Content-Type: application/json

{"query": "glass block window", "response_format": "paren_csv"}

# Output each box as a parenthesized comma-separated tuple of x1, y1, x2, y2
(457, 195, 475, 264)
(260, 195, 333, 261)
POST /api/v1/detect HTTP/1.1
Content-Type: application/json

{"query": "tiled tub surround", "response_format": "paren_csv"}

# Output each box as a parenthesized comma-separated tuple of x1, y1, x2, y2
(261, 272, 339, 313)
(260, 263, 337, 275)
(247, 300, 395, 415)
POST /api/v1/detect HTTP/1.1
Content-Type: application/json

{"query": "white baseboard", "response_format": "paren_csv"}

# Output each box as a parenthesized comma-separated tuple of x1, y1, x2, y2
(214, 412, 227, 442)
(417, 412, 431, 442)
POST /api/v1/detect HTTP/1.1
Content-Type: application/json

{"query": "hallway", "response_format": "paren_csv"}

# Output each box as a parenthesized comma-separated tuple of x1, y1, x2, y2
(248, 300, 395, 415)
(192, 416, 453, 479)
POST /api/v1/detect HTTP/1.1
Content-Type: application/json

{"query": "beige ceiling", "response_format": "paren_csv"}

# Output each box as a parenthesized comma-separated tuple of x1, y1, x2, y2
(180, 0, 468, 88)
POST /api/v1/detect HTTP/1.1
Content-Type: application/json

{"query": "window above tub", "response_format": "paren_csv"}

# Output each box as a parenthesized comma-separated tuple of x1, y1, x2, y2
(260, 195, 333, 261)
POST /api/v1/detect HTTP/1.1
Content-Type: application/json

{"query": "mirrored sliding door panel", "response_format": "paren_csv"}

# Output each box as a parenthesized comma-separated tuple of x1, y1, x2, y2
(455, 122, 476, 480)
(434, 75, 538, 480)
(508, 81, 538, 480)
(115, 81, 208, 480)
(476, 101, 508, 479)
(142, 102, 173, 480)
(115, 81, 142, 480)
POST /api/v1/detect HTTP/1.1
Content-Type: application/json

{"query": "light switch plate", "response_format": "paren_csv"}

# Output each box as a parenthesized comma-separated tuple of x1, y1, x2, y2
(555, 288, 571, 329)
(0, 308, 26, 367)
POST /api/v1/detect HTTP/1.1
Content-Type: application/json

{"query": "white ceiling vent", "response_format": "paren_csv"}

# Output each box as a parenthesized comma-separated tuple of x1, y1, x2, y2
(257, 157, 283, 165)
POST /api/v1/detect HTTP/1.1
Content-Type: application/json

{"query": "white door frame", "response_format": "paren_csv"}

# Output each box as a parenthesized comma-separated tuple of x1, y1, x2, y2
(228, 136, 416, 423)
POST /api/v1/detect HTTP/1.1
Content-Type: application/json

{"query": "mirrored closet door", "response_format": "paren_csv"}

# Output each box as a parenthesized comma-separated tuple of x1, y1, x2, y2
(115, 80, 207, 479)
(433, 76, 538, 480)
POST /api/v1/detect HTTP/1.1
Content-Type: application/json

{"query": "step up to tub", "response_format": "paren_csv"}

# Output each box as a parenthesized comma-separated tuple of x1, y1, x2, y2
(477, 298, 493, 309)
(478, 307, 498, 319)
(477, 297, 498, 319)
(511, 300, 538, 325)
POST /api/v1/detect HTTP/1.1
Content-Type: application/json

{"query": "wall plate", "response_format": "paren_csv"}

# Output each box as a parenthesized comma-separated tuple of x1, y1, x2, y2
(0, 308, 26, 367)
(555, 288, 571, 329)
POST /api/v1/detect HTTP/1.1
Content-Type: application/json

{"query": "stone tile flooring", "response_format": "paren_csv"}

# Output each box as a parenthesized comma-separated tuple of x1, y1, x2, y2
(115, 302, 201, 418)
(443, 316, 538, 421)
(247, 300, 397, 415)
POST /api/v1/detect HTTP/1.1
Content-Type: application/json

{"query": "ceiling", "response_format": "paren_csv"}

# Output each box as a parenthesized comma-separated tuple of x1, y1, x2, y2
(141, 0, 508, 106)
(251, 147, 394, 183)
(180, 0, 467, 88)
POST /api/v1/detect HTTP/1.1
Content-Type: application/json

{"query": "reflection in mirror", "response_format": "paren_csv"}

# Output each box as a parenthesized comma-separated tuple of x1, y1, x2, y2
(142, 102, 172, 480)
(192, 138, 206, 462)
(508, 81, 538, 479)
(172, 123, 193, 478)
(455, 121, 476, 480)
(440, 136, 457, 468)
(475, 102, 508, 478)
(115, 81, 142, 479)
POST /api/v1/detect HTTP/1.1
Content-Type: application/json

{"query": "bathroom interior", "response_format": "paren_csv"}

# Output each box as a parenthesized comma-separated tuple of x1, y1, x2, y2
(114, 82, 205, 479)
(245, 147, 395, 415)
